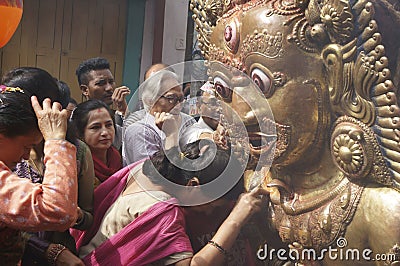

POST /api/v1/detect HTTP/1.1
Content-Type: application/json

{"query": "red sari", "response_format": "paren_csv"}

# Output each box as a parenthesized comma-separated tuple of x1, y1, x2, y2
(92, 146, 122, 182)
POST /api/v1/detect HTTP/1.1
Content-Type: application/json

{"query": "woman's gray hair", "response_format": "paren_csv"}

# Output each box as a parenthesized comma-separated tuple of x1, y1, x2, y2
(140, 70, 181, 111)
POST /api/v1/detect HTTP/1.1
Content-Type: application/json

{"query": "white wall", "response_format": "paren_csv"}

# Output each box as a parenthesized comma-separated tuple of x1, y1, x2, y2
(162, 0, 189, 78)
(139, 0, 156, 83)
(140, 0, 189, 82)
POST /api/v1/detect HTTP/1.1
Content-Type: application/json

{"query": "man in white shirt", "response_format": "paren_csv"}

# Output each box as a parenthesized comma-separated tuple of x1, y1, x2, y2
(181, 82, 228, 149)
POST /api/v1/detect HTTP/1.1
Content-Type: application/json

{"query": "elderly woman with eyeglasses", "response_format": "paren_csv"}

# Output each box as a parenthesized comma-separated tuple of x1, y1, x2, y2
(123, 70, 195, 165)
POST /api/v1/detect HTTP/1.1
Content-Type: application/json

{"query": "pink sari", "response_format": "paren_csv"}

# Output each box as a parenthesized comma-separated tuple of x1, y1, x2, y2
(71, 160, 193, 265)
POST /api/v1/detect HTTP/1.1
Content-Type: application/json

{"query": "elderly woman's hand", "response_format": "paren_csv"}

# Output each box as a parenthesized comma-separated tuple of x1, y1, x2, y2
(154, 111, 182, 137)
(31, 96, 68, 141)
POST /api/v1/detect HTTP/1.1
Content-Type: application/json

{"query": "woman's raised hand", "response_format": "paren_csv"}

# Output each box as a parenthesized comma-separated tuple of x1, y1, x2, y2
(31, 96, 68, 141)
(227, 187, 270, 226)
(154, 111, 181, 136)
(112, 85, 130, 114)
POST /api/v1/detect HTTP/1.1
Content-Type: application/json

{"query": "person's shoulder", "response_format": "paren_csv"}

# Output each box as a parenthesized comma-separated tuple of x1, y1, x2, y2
(180, 112, 194, 119)
(124, 123, 143, 141)
(75, 139, 91, 157)
(180, 112, 196, 126)
(76, 139, 89, 149)
(132, 109, 146, 116)
(124, 116, 160, 140)
(125, 117, 150, 131)
(354, 185, 400, 235)
(362, 185, 400, 213)
(124, 109, 146, 128)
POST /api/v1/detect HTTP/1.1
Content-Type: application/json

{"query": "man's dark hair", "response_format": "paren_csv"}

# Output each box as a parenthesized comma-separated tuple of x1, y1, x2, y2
(75, 57, 110, 86)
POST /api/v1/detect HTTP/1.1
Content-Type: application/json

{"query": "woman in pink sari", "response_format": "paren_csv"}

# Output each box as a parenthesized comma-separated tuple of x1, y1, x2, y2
(72, 139, 269, 265)
(71, 99, 122, 188)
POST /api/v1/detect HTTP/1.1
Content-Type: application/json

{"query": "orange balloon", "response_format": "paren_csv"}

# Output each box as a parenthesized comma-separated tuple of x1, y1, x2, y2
(0, 0, 23, 48)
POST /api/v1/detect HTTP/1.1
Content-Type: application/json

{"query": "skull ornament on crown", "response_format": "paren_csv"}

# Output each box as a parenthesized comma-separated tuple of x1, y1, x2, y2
(191, 0, 400, 264)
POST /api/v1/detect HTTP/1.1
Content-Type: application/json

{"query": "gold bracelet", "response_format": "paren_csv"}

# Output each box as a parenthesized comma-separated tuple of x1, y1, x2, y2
(208, 240, 228, 256)
(47, 244, 66, 265)
(75, 207, 84, 226)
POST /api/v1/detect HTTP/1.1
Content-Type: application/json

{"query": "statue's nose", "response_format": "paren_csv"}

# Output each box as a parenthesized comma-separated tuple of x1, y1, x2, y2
(228, 73, 265, 125)
(230, 87, 258, 124)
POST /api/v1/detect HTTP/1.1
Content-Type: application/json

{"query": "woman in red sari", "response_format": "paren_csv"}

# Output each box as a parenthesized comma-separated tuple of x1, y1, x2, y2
(71, 99, 122, 188)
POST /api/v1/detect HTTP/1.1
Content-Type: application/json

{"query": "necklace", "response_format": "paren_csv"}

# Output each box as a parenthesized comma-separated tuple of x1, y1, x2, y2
(281, 174, 348, 215)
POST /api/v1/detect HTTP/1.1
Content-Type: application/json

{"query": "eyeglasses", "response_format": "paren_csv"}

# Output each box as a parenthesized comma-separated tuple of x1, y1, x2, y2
(161, 94, 185, 104)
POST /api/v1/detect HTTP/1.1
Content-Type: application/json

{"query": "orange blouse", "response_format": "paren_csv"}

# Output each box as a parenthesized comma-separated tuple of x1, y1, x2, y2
(0, 139, 78, 231)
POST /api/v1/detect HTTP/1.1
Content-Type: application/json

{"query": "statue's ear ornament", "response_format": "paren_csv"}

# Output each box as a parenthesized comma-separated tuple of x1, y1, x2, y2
(331, 116, 394, 186)
(331, 117, 400, 192)
(317, 0, 400, 191)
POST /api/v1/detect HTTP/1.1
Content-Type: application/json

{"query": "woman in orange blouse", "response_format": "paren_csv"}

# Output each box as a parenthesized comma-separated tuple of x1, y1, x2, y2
(0, 87, 79, 265)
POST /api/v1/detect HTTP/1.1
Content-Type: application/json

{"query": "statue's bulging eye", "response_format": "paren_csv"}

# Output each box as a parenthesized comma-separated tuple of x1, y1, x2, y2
(251, 68, 274, 98)
(224, 19, 239, 53)
(213, 77, 232, 102)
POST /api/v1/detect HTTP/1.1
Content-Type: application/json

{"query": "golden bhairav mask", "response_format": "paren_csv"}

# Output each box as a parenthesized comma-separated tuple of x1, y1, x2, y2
(191, 0, 400, 264)
(192, 0, 400, 190)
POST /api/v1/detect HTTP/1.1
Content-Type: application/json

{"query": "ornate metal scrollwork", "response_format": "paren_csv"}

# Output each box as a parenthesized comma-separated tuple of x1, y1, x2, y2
(331, 116, 373, 179)
(331, 116, 395, 186)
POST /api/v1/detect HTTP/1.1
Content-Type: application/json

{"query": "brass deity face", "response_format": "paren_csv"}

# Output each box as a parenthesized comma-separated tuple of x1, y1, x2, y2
(192, 0, 400, 262)
(208, 1, 330, 168)
(194, 0, 400, 190)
